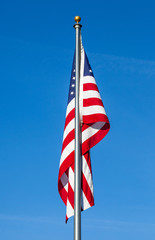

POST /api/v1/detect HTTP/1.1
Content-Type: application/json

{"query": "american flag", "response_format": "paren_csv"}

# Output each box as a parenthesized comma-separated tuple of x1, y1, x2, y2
(58, 42, 110, 222)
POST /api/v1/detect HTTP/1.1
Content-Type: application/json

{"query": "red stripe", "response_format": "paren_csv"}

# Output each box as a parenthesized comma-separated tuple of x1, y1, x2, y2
(83, 151, 92, 174)
(64, 108, 75, 130)
(83, 83, 99, 92)
(61, 129, 75, 153)
(58, 180, 68, 205)
(58, 168, 69, 205)
(82, 122, 110, 155)
(71, 163, 74, 172)
(83, 98, 104, 107)
(83, 113, 109, 124)
(82, 123, 90, 132)
(81, 172, 94, 206)
(68, 181, 74, 209)
(58, 151, 74, 181)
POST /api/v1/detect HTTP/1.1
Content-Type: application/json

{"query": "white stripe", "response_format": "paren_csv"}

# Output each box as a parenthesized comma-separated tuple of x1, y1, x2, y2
(68, 167, 74, 190)
(83, 105, 106, 116)
(82, 122, 106, 144)
(63, 118, 75, 141)
(83, 90, 101, 100)
(65, 98, 75, 117)
(60, 139, 75, 166)
(81, 190, 91, 210)
(63, 182, 68, 191)
(66, 198, 74, 218)
(83, 76, 96, 84)
(61, 123, 106, 167)
(82, 155, 93, 195)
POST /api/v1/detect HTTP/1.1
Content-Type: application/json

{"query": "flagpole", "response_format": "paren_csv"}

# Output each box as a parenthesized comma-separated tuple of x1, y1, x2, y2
(74, 16, 82, 240)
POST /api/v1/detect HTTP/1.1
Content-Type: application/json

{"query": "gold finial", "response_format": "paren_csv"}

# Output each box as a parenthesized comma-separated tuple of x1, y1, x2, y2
(74, 16, 81, 23)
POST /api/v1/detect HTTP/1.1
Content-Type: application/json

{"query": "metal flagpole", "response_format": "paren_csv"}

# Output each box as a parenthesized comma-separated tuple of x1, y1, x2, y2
(74, 16, 82, 240)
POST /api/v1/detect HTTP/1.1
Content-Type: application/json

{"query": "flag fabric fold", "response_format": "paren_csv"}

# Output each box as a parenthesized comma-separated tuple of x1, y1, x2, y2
(58, 40, 110, 222)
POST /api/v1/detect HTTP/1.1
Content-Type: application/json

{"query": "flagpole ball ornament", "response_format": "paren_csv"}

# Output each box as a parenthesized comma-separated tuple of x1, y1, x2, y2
(74, 16, 82, 29)
(74, 16, 81, 23)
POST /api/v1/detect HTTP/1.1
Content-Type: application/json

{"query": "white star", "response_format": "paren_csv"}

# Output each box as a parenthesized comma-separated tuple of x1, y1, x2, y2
(89, 69, 92, 72)
(73, 69, 75, 72)
(72, 77, 75, 80)
(71, 91, 74, 95)
(72, 84, 75, 87)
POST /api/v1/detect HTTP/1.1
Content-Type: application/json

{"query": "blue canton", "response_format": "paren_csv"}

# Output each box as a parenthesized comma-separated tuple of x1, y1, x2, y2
(68, 54, 76, 104)
(84, 52, 94, 77)
(68, 52, 94, 104)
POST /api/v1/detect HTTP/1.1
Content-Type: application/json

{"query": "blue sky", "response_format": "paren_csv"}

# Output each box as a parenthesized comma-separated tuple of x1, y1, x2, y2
(0, 0, 155, 239)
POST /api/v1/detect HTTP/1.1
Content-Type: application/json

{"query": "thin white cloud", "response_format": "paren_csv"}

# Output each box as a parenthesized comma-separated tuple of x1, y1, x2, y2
(0, 214, 155, 232)
(1, 34, 155, 78)
(83, 218, 155, 232)
(89, 52, 155, 78)
(0, 214, 62, 225)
